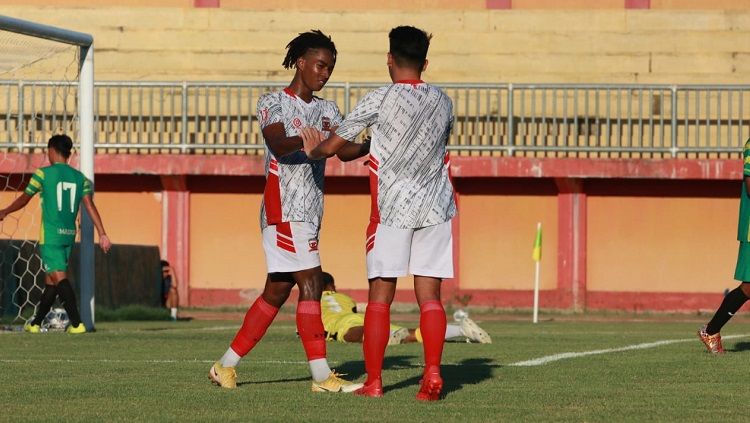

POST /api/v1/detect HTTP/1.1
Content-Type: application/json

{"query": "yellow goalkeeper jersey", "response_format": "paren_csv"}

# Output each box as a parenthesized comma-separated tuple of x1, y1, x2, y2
(321, 290, 357, 330)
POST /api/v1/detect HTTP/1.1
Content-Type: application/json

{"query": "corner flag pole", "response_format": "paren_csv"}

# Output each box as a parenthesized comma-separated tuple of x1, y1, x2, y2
(532, 222, 542, 323)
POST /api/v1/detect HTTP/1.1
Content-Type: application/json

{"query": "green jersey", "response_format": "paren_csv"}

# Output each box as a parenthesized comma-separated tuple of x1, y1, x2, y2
(24, 163, 92, 245)
(738, 139, 750, 242)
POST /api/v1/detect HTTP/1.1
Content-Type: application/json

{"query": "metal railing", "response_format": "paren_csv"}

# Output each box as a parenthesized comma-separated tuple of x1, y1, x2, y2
(1, 81, 749, 158)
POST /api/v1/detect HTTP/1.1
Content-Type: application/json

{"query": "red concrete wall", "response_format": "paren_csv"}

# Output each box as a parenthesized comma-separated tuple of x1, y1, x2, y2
(0, 153, 742, 312)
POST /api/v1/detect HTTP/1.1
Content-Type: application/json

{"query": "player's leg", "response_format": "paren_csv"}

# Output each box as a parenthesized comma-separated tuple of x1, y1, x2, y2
(166, 286, 179, 320)
(293, 267, 329, 380)
(212, 221, 309, 387)
(414, 275, 446, 401)
(387, 324, 410, 345)
(294, 267, 362, 393)
(356, 222, 411, 397)
(342, 325, 365, 343)
(50, 270, 86, 333)
(410, 220, 454, 401)
(211, 272, 291, 388)
(355, 277, 397, 397)
(334, 314, 366, 343)
(35, 244, 84, 333)
(407, 324, 463, 344)
(24, 272, 56, 333)
(698, 242, 750, 353)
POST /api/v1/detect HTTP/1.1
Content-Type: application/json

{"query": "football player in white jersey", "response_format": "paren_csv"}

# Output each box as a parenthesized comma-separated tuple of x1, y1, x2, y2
(300, 26, 455, 401)
(209, 30, 368, 394)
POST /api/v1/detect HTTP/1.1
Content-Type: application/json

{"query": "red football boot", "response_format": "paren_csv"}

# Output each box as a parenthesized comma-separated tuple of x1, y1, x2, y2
(353, 379, 384, 398)
(416, 372, 443, 401)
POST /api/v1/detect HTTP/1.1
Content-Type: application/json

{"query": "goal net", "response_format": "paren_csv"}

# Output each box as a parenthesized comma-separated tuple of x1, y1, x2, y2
(0, 15, 94, 328)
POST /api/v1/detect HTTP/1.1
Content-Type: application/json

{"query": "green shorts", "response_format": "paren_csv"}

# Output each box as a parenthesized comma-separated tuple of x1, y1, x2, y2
(39, 244, 72, 273)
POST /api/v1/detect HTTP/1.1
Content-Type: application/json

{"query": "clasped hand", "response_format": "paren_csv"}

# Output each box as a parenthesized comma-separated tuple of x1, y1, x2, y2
(299, 127, 325, 158)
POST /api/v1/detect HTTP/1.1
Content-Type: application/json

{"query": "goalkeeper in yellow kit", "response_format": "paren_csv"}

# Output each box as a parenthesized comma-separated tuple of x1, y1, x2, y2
(321, 272, 491, 345)
(0, 134, 111, 333)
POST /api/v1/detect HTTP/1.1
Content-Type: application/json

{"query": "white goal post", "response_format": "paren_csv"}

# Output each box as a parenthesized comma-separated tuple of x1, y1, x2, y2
(0, 15, 95, 329)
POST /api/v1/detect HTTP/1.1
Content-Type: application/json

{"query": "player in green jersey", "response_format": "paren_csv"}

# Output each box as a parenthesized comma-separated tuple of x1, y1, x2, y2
(698, 138, 750, 353)
(0, 134, 111, 334)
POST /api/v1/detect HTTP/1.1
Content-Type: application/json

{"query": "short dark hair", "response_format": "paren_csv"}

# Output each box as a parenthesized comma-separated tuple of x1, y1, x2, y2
(160, 260, 169, 268)
(282, 29, 337, 70)
(48, 134, 73, 158)
(389, 26, 432, 70)
(321, 271, 334, 287)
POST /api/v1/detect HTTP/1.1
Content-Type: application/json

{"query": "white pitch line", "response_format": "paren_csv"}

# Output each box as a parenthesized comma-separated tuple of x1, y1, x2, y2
(509, 333, 750, 367)
(0, 358, 310, 365)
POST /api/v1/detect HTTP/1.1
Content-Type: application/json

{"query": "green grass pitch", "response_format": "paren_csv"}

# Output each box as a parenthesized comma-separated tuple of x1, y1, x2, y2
(2, 316, 749, 422)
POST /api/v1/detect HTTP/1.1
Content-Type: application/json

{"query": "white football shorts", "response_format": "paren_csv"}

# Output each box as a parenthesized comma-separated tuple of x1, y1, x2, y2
(365, 219, 454, 279)
(262, 221, 321, 273)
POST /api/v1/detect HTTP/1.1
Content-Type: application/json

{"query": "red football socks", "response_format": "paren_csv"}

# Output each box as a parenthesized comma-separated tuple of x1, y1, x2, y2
(363, 302, 391, 385)
(230, 296, 279, 356)
(297, 300, 327, 360)
(419, 300, 447, 374)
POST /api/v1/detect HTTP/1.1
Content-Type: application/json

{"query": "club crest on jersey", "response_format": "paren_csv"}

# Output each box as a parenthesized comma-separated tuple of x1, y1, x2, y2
(292, 117, 303, 129)
(308, 239, 319, 252)
(321, 116, 331, 131)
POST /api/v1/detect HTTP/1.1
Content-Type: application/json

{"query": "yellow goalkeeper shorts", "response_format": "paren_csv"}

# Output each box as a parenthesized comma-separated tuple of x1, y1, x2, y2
(326, 313, 404, 343)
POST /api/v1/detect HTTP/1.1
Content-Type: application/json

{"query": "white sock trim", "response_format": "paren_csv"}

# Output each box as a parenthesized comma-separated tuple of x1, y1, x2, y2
(309, 358, 331, 382)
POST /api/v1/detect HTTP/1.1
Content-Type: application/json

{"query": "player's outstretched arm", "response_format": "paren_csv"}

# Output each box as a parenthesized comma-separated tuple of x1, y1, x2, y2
(0, 193, 32, 221)
(81, 195, 111, 253)
(335, 137, 370, 162)
(300, 128, 352, 160)
(262, 123, 305, 157)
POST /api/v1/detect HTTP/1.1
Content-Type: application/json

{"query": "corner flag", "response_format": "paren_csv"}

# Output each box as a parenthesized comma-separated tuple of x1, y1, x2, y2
(532, 223, 542, 262)
(532, 222, 542, 323)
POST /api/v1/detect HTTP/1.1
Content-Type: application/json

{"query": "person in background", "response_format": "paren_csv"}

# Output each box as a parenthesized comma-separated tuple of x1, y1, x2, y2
(0, 134, 111, 334)
(161, 260, 179, 321)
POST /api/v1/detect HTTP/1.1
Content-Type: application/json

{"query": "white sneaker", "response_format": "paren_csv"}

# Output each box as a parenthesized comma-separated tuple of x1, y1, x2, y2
(460, 317, 492, 344)
(388, 327, 410, 345)
(453, 309, 469, 323)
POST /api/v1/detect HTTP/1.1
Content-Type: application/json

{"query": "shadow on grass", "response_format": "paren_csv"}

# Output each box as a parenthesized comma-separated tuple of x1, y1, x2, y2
(385, 358, 499, 398)
(728, 341, 750, 352)
(333, 355, 499, 399)
(238, 376, 311, 386)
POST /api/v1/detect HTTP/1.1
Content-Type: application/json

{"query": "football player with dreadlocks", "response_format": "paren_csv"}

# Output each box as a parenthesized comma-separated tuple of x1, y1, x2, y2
(208, 30, 369, 393)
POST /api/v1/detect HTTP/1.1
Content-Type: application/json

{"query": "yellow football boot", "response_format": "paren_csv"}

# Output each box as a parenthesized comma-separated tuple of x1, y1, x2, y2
(208, 362, 237, 389)
(23, 323, 41, 333)
(311, 371, 363, 393)
(66, 323, 87, 334)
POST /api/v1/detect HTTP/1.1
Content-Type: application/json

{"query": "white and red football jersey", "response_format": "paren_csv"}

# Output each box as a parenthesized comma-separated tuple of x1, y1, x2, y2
(336, 81, 456, 229)
(257, 88, 343, 229)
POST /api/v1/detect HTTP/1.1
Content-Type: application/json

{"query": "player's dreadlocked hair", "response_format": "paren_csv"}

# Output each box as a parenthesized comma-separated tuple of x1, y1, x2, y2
(282, 29, 337, 70)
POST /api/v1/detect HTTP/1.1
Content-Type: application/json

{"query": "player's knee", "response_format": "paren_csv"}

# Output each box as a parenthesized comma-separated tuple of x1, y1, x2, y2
(262, 286, 291, 307)
(740, 283, 750, 298)
(297, 280, 322, 301)
(47, 271, 67, 285)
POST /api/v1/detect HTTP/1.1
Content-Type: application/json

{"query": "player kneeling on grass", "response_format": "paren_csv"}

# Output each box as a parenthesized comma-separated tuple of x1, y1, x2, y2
(321, 272, 491, 345)
(0, 134, 111, 334)
(698, 137, 750, 354)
